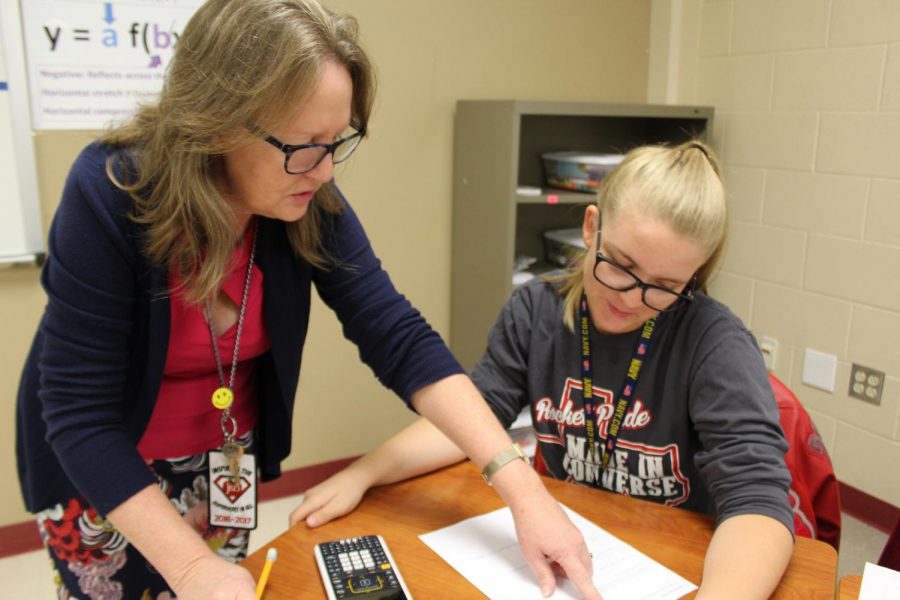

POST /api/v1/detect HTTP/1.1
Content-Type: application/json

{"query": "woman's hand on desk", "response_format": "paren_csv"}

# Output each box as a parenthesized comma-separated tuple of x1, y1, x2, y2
(289, 465, 370, 528)
(491, 461, 603, 600)
(289, 417, 469, 528)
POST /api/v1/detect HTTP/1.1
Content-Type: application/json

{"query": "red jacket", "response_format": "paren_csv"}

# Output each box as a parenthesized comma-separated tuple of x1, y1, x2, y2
(770, 374, 842, 550)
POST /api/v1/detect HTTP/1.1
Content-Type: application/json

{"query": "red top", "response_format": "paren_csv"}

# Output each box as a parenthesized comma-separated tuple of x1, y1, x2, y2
(137, 222, 270, 460)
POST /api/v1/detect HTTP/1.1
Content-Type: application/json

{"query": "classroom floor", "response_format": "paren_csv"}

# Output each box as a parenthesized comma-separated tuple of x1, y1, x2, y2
(0, 496, 888, 597)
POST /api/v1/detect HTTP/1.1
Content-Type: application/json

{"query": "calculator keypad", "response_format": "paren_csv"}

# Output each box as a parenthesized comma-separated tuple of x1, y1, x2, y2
(317, 536, 404, 599)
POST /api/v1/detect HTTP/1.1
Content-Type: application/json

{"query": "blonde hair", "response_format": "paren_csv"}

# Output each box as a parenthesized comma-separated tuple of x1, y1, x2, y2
(101, 0, 375, 303)
(556, 140, 727, 331)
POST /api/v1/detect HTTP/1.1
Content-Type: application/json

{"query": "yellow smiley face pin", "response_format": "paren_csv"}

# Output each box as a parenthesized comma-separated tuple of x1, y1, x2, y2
(211, 387, 234, 410)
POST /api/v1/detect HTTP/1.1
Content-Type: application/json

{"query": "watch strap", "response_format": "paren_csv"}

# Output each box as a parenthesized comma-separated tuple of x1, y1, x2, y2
(481, 442, 528, 485)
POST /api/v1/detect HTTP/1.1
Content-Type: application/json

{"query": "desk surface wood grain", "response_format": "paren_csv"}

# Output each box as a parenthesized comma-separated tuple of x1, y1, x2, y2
(242, 461, 837, 599)
(838, 574, 862, 600)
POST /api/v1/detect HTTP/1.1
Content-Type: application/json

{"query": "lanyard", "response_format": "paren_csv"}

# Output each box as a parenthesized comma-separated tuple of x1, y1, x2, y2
(206, 223, 258, 447)
(579, 293, 658, 471)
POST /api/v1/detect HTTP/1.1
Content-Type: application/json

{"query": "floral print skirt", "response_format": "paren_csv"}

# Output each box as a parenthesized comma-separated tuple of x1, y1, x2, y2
(35, 440, 252, 600)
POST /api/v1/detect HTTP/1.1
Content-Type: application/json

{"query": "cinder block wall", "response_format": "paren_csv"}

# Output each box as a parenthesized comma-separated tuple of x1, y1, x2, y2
(682, 0, 900, 507)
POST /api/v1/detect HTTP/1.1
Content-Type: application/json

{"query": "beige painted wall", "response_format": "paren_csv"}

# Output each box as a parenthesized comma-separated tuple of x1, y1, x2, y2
(0, 0, 651, 526)
(662, 0, 900, 507)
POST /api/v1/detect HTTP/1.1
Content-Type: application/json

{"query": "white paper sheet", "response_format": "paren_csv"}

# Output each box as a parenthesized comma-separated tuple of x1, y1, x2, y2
(859, 561, 900, 599)
(419, 505, 697, 600)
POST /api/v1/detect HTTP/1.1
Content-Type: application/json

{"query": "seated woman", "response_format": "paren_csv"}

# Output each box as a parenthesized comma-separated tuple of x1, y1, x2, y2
(290, 140, 794, 598)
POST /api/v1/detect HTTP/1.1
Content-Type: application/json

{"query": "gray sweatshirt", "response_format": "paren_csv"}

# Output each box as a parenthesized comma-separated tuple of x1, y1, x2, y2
(472, 278, 793, 532)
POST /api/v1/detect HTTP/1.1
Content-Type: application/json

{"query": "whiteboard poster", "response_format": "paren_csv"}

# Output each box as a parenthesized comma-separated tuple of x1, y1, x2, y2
(0, 0, 43, 262)
(20, 0, 204, 130)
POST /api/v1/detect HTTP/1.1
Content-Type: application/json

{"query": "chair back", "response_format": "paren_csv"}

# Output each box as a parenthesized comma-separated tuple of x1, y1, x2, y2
(879, 519, 900, 570)
(770, 373, 842, 550)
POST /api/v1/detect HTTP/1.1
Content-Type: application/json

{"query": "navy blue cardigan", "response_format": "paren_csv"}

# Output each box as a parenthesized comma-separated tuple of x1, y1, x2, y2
(17, 142, 463, 516)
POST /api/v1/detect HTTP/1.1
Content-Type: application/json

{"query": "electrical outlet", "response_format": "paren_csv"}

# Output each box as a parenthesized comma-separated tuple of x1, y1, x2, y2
(757, 336, 778, 371)
(848, 363, 885, 406)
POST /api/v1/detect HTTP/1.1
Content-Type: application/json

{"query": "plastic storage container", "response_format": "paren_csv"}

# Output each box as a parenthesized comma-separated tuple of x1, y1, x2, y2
(541, 151, 624, 193)
(543, 228, 587, 268)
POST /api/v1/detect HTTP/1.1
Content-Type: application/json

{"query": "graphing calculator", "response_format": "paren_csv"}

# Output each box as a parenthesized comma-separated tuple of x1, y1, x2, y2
(314, 535, 413, 600)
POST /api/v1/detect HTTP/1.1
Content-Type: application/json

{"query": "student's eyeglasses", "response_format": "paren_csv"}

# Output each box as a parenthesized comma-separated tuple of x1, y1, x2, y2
(260, 124, 366, 175)
(593, 228, 695, 312)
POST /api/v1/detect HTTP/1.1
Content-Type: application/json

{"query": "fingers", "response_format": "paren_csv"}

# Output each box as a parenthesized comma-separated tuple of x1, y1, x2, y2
(289, 491, 331, 528)
(305, 503, 343, 528)
(510, 488, 601, 600)
(519, 522, 599, 599)
(522, 549, 557, 598)
(525, 551, 601, 599)
(288, 489, 355, 528)
(550, 561, 566, 579)
(556, 552, 602, 600)
(287, 493, 309, 528)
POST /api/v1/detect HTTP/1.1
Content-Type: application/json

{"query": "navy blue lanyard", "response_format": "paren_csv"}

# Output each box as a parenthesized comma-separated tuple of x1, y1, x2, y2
(579, 293, 658, 471)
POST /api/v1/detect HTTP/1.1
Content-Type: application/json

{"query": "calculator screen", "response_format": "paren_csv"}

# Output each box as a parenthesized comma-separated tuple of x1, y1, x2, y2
(345, 575, 407, 599)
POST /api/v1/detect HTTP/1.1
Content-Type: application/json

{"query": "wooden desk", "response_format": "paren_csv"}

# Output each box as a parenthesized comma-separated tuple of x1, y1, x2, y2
(243, 461, 837, 598)
(838, 574, 862, 599)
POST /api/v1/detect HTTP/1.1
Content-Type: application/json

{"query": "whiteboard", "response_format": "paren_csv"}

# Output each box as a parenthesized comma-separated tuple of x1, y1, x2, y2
(0, 0, 43, 265)
(0, 0, 204, 265)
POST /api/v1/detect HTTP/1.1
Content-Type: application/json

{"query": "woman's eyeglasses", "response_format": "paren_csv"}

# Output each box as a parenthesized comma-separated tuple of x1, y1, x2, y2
(592, 228, 695, 312)
(260, 124, 366, 175)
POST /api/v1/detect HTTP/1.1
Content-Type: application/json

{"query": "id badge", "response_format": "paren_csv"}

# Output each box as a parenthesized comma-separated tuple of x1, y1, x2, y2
(208, 450, 258, 530)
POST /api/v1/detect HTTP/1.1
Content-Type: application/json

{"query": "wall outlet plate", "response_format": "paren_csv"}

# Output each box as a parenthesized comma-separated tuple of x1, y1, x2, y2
(849, 363, 885, 406)
(757, 336, 778, 371)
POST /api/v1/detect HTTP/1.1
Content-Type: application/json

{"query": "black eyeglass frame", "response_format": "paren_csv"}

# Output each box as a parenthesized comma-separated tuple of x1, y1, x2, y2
(262, 124, 366, 175)
(593, 228, 696, 312)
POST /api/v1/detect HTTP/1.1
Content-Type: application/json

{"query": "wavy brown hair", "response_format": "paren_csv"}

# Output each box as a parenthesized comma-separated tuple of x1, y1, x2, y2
(556, 140, 728, 331)
(101, 0, 375, 303)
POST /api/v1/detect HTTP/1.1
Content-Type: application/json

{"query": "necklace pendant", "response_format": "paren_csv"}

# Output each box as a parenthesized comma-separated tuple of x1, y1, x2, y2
(211, 387, 234, 410)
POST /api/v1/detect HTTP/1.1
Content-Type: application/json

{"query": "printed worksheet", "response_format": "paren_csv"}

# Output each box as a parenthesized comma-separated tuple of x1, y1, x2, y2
(859, 561, 900, 599)
(419, 505, 696, 600)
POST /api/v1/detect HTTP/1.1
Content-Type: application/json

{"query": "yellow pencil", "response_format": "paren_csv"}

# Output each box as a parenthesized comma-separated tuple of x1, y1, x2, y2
(256, 547, 278, 599)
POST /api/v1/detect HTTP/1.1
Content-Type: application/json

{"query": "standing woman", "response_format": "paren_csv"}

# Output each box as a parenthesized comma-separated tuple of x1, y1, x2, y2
(293, 140, 796, 599)
(16, 1, 598, 598)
